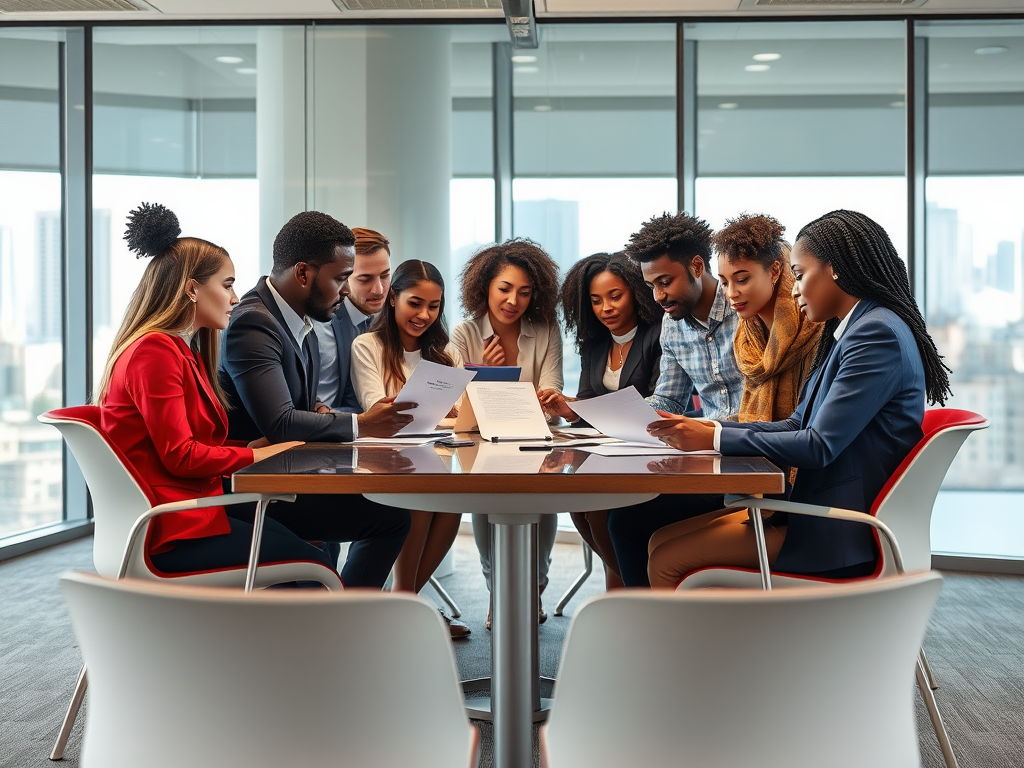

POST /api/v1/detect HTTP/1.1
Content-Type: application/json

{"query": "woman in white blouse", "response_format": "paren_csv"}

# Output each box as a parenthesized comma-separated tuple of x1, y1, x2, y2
(451, 239, 563, 627)
(351, 260, 469, 638)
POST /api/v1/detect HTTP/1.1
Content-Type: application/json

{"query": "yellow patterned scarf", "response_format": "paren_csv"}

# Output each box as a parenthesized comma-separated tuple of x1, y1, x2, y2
(735, 269, 823, 424)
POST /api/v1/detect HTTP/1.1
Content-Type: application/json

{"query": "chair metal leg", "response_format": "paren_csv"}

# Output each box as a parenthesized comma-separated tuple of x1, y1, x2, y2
(50, 665, 88, 761)
(920, 648, 939, 690)
(554, 542, 593, 617)
(428, 575, 462, 619)
(916, 659, 960, 768)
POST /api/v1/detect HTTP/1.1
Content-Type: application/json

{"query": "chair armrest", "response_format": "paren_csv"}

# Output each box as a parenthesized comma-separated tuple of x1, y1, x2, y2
(118, 493, 297, 579)
(724, 495, 906, 574)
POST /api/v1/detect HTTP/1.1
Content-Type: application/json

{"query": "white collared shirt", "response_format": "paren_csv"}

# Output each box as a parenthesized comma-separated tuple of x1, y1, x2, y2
(266, 277, 359, 436)
(265, 277, 314, 352)
(833, 300, 861, 341)
(345, 297, 374, 329)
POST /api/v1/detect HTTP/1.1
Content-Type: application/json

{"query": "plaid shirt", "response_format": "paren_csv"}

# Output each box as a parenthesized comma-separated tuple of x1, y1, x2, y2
(647, 282, 744, 420)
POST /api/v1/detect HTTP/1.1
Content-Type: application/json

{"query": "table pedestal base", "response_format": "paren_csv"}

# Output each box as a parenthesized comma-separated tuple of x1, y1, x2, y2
(365, 492, 656, 768)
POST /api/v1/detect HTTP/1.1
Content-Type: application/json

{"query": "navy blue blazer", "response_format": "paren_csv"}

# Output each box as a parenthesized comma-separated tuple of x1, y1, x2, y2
(720, 300, 925, 575)
(326, 298, 368, 412)
(219, 278, 356, 444)
(576, 320, 662, 401)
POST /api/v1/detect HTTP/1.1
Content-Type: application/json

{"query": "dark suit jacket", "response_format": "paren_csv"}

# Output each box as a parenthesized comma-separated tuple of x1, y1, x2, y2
(219, 278, 355, 444)
(576, 320, 662, 400)
(326, 298, 366, 412)
(102, 333, 251, 552)
(720, 300, 925, 575)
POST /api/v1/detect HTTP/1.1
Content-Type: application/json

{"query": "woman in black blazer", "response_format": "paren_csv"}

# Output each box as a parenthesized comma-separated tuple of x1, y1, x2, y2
(539, 251, 663, 589)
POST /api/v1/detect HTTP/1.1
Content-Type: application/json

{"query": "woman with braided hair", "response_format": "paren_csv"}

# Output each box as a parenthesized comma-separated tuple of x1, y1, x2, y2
(644, 209, 951, 587)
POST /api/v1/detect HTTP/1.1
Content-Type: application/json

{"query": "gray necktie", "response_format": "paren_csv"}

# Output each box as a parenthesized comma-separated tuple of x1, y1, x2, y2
(357, 317, 372, 335)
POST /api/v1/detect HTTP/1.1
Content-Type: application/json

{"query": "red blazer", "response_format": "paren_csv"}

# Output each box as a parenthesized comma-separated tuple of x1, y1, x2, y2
(101, 332, 254, 554)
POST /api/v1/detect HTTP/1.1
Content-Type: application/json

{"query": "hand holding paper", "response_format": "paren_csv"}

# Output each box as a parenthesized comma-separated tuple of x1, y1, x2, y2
(567, 386, 666, 446)
(645, 411, 717, 452)
(392, 361, 477, 436)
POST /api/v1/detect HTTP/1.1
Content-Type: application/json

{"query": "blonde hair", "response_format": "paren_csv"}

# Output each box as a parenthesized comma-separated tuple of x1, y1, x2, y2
(98, 237, 231, 408)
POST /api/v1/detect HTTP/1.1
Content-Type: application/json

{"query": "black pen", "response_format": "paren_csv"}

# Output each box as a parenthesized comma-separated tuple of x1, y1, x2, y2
(519, 445, 553, 451)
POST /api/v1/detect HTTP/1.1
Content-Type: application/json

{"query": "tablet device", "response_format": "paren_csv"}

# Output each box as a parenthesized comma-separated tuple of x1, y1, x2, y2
(464, 365, 521, 382)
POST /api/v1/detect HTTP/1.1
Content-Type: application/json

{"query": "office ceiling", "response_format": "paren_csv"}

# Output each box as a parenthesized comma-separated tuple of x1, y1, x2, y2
(0, 0, 1022, 21)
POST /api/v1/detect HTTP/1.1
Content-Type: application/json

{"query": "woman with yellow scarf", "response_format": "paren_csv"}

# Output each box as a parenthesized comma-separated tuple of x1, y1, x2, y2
(646, 213, 822, 587)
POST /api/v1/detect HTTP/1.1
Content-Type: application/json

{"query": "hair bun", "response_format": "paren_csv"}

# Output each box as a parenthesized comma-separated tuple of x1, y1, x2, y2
(124, 202, 181, 259)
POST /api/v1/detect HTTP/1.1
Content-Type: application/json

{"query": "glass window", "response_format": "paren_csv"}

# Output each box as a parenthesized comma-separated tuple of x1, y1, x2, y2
(692, 21, 908, 256)
(91, 27, 261, 395)
(921, 21, 1024, 559)
(512, 24, 678, 396)
(0, 29, 65, 538)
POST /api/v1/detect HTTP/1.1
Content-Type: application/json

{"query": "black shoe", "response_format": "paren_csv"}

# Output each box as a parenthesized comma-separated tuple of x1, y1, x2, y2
(439, 608, 471, 639)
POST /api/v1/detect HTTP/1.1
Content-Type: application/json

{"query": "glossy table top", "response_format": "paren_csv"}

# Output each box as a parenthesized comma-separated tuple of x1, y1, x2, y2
(232, 438, 784, 496)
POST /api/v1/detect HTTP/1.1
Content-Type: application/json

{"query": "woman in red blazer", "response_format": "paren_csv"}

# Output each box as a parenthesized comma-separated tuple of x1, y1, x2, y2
(98, 203, 329, 575)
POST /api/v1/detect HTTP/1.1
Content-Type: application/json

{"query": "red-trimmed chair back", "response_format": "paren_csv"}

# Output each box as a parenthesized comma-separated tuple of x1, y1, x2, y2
(39, 407, 156, 578)
(872, 409, 988, 575)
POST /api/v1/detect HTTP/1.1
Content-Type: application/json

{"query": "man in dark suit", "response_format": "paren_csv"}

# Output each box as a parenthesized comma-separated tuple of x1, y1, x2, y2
(220, 211, 413, 588)
(312, 227, 392, 413)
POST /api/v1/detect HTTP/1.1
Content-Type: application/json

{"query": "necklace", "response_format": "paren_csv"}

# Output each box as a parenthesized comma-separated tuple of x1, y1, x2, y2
(610, 326, 637, 368)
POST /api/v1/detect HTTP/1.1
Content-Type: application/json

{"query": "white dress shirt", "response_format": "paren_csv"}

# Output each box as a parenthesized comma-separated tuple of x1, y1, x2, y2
(266, 277, 359, 436)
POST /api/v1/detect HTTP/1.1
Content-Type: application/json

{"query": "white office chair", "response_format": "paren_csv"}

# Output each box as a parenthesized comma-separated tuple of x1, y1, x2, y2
(541, 572, 944, 768)
(60, 571, 479, 768)
(675, 408, 987, 768)
(40, 406, 343, 760)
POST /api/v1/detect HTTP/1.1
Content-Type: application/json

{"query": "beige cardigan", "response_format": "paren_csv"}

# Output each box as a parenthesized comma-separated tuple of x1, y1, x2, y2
(450, 314, 564, 392)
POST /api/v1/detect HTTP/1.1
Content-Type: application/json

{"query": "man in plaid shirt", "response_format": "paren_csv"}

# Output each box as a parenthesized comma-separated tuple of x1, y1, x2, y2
(606, 212, 745, 587)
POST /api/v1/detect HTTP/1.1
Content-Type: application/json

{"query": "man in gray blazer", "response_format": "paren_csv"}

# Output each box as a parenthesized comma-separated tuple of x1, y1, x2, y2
(313, 227, 392, 412)
(219, 211, 412, 588)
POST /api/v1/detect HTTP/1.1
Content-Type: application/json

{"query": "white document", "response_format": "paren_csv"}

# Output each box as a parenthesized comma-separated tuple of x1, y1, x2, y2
(392, 360, 476, 437)
(350, 436, 439, 445)
(462, 381, 552, 442)
(579, 444, 718, 457)
(567, 386, 665, 446)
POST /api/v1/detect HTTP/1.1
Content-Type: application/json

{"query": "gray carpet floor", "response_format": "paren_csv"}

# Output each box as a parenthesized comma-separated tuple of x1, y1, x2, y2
(2, 535, 1023, 767)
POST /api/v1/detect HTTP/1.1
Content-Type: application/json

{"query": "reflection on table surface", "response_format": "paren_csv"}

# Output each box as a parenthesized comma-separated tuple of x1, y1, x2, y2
(235, 439, 774, 479)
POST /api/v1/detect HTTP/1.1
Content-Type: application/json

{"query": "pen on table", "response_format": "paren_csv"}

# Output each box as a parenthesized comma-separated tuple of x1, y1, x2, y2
(519, 445, 553, 451)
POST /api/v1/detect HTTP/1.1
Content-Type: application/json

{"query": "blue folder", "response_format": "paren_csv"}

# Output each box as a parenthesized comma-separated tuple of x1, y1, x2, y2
(465, 365, 522, 382)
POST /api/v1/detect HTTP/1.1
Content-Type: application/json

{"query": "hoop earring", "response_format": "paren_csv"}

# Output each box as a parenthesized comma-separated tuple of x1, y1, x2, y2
(832, 272, 839, 280)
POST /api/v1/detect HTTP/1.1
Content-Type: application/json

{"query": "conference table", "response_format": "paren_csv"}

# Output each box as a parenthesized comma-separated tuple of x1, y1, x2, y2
(233, 438, 784, 768)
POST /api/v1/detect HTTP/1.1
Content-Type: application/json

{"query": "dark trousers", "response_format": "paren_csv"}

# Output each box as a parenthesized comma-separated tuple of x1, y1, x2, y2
(150, 516, 334, 574)
(226, 491, 411, 589)
(607, 493, 725, 587)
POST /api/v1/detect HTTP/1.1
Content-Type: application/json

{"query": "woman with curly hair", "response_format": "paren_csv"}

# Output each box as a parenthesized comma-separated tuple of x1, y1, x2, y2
(451, 239, 563, 626)
(538, 251, 663, 589)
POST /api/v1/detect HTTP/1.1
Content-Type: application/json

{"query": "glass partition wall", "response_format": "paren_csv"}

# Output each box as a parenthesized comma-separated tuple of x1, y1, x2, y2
(0, 29, 66, 539)
(921, 21, 1024, 560)
(2, 15, 1022, 569)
